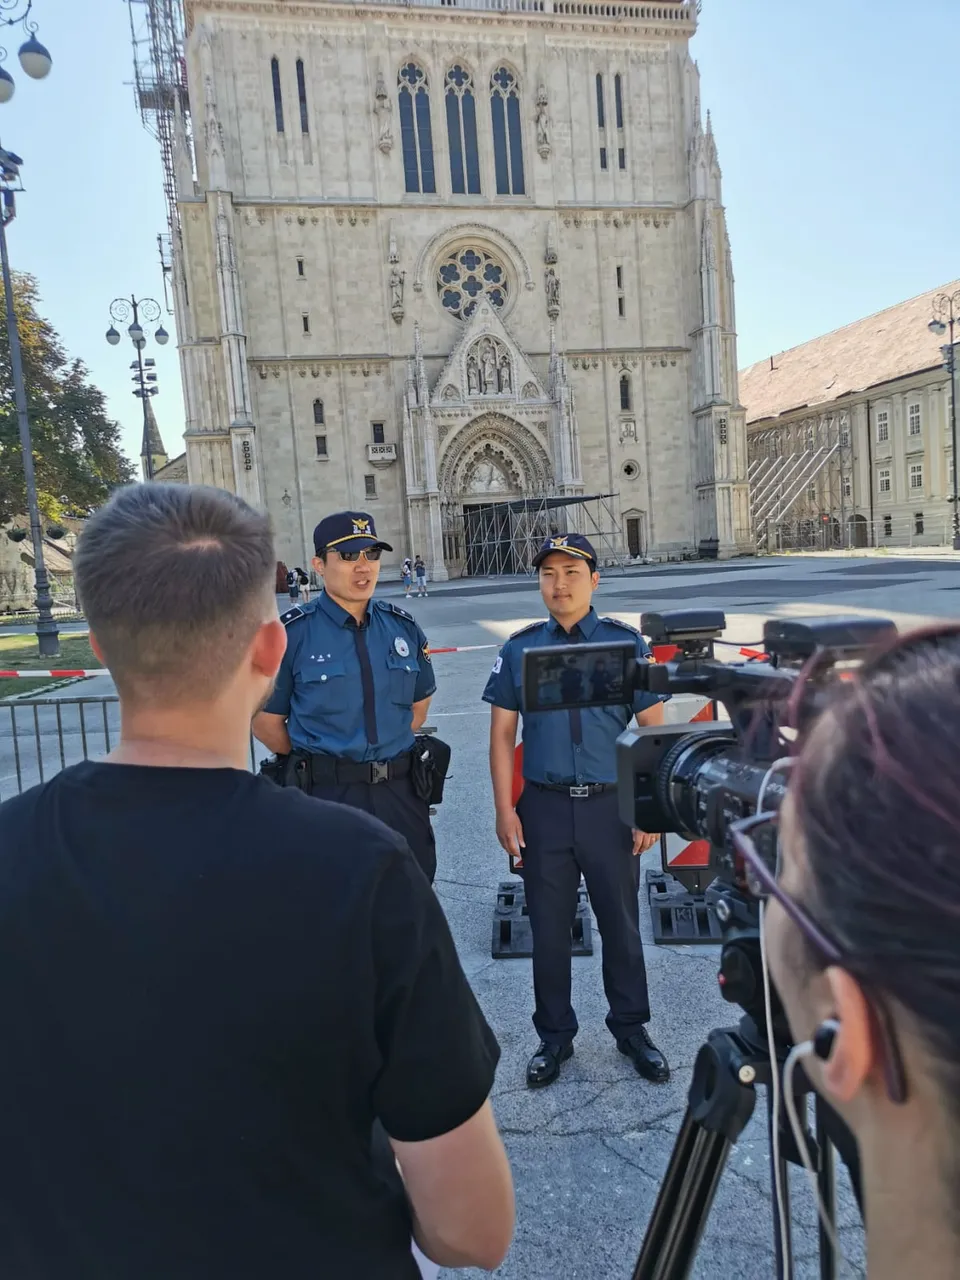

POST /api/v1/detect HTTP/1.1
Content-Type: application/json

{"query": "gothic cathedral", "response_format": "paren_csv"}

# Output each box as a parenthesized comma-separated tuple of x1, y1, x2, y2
(171, 0, 751, 575)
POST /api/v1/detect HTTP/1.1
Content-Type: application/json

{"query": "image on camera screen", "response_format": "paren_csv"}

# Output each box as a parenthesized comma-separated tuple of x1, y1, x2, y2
(521, 641, 635, 712)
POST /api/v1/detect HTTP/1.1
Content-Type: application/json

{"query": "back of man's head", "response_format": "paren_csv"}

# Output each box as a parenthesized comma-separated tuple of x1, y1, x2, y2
(75, 483, 275, 704)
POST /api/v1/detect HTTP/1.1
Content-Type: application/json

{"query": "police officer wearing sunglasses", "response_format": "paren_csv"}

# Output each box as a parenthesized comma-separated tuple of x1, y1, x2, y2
(253, 512, 438, 881)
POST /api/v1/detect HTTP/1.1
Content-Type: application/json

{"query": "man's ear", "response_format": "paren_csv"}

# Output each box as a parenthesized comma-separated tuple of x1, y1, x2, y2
(311, 554, 325, 579)
(590, 570, 600, 589)
(251, 617, 287, 681)
(88, 631, 106, 665)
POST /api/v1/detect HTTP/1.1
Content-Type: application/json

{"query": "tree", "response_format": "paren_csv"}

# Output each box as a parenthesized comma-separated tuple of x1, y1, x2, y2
(0, 272, 134, 525)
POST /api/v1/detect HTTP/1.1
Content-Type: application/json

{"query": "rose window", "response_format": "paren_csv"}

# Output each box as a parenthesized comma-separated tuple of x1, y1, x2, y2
(437, 247, 508, 319)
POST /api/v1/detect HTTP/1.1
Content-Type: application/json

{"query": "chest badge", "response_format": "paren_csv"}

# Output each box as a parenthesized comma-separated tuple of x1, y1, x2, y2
(394, 636, 410, 658)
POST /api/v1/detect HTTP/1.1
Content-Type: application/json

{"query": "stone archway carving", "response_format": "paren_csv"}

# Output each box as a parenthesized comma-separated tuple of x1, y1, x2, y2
(438, 412, 552, 500)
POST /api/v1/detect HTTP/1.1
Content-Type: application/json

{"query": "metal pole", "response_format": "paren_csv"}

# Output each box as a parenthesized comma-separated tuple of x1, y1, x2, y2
(0, 198, 59, 655)
(132, 297, 155, 481)
(949, 314, 959, 551)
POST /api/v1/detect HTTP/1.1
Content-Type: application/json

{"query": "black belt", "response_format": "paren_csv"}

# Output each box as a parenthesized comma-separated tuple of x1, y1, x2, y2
(527, 781, 613, 798)
(307, 752, 411, 785)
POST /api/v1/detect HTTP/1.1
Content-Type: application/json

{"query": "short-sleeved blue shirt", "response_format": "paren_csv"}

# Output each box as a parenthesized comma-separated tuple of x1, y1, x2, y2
(263, 592, 436, 761)
(481, 607, 667, 785)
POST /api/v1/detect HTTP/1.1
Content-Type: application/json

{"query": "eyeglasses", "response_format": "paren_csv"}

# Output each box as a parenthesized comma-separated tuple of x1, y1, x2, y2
(335, 547, 382, 562)
(731, 811, 907, 1104)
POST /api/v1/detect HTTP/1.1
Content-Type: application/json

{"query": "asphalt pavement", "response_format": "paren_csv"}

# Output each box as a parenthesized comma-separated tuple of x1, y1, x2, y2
(5, 554, 960, 1275)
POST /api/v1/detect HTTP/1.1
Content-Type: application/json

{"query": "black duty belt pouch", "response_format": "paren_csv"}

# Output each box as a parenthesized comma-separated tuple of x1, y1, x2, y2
(411, 734, 452, 805)
(283, 749, 313, 792)
(259, 753, 288, 786)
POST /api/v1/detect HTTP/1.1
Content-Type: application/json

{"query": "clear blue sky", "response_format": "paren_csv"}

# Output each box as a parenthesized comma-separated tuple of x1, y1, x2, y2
(2, 0, 957, 465)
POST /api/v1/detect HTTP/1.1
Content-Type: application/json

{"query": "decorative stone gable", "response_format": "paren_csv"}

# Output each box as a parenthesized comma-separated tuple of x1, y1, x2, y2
(430, 301, 547, 408)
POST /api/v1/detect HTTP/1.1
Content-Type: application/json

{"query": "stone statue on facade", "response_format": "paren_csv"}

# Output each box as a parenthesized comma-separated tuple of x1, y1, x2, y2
(536, 84, 551, 159)
(481, 343, 497, 394)
(498, 354, 512, 395)
(375, 70, 393, 154)
(467, 356, 480, 396)
(545, 268, 561, 318)
(390, 268, 405, 323)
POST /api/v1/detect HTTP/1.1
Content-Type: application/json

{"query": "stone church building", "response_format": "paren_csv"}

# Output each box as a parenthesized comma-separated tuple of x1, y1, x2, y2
(167, 0, 750, 576)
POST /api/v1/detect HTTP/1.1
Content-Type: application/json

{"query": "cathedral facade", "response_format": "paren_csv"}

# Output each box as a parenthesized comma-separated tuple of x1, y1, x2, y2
(172, 0, 751, 576)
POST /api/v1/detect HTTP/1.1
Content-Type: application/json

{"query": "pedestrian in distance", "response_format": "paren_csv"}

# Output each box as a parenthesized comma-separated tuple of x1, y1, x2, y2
(401, 557, 413, 598)
(414, 554, 428, 597)
(483, 532, 671, 1089)
(0, 483, 514, 1278)
(253, 512, 440, 882)
(286, 565, 300, 601)
(296, 565, 311, 603)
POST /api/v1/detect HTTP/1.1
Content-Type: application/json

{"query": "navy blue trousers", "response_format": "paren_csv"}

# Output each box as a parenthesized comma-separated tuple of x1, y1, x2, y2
(516, 785, 651, 1046)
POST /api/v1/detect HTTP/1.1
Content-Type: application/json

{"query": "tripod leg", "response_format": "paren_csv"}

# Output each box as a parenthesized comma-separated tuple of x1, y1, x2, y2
(632, 1107, 732, 1280)
(815, 1098, 838, 1280)
(767, 1087, 794, 1280)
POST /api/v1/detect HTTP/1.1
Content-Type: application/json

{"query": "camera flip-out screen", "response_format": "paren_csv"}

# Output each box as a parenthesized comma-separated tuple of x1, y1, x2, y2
(521, 641, 636, 713)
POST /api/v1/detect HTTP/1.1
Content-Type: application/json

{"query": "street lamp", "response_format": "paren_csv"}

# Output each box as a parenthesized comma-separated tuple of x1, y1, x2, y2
(105, 296, 167, 480)
(0, 2, 51, 104)
(928, 289, 960, 551)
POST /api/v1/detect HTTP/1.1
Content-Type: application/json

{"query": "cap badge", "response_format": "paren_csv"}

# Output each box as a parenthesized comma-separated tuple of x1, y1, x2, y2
(550, 536, 568, 548)
(352, 518, 370, 535)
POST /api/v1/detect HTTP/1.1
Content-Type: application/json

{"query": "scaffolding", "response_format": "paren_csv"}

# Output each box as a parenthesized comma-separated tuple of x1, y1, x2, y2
(453, 493, 628, 577)
(127, 0, 190, 243)
(747, 410, 854, 552)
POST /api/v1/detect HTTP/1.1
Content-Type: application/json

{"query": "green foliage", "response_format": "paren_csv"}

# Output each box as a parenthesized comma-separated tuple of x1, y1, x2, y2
(0, 272, 134, 524)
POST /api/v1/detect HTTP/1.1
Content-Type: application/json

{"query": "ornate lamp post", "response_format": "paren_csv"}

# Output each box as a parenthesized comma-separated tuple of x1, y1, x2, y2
(0, 7, 56, 653)
(105, 297, 168, 480)
(928, 289, 960, 551)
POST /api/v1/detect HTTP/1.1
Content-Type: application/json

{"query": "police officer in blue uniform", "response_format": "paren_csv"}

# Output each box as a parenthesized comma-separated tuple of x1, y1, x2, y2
(484, 533, 671, 1088)
(253, 511, 438, 882)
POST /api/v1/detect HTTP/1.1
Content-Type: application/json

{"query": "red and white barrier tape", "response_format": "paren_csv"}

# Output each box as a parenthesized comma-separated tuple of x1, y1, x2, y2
(0, 669, 103, 679)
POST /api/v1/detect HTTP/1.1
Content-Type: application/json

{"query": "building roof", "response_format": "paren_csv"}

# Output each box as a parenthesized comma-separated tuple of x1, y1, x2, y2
(739, 280, 960, 425)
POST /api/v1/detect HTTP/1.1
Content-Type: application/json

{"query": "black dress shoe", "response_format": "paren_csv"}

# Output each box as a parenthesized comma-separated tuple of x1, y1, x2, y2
(618, 1027, 670, 1083)
(526, 1040, 574, 1089)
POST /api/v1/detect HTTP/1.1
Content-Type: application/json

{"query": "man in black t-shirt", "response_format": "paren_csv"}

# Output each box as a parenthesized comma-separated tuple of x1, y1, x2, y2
(0, 483, 513, 1279)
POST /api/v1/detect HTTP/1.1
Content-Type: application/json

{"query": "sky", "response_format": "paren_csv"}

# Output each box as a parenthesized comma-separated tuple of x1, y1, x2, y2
(1, 0, 958, 466)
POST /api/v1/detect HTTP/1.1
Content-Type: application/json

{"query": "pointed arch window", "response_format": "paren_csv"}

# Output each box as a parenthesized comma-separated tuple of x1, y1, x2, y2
(619, 374, 631, 412)
(271, 56, 285, 133)
(313, 399, 324, 425)
(491, 66, 525, 196)
(296, 58, 309, 133)
(445, 65, 481, 195)
(398, 62, 436, 194)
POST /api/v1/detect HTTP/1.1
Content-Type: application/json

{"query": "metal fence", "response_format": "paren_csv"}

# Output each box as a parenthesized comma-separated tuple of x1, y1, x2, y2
(1, 695, 266, 803)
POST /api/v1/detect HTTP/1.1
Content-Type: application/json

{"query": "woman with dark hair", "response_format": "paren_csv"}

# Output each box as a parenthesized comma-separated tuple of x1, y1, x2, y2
(737, 625, 960, 1279)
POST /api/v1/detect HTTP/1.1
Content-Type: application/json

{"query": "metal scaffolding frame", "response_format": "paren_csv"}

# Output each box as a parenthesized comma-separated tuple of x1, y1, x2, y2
(748, 410, 854, 552)
(454, 493, 628, 577)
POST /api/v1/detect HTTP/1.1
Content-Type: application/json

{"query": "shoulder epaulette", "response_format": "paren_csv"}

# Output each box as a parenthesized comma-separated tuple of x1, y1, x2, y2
(600, 616, 641, 636)
(508, 621, 545, 641)
(377, 600, 416, 624)
(279, 604, 307, 627)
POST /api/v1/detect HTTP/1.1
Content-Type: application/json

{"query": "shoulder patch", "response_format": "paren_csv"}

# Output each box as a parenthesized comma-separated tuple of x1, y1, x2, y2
(279, 605, 307, 627)
(508, 621, 545, 641)
(378, 600, 416, 624)
(600, 616, 641, 636)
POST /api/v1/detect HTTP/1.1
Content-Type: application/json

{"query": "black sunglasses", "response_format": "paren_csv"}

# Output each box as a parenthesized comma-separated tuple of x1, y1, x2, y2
(336, 548, 382, 562)
(731, 811, 908, 1104)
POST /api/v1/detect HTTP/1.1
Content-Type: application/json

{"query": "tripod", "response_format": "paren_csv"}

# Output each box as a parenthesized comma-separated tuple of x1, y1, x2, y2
(631, 1016, 843, 1280)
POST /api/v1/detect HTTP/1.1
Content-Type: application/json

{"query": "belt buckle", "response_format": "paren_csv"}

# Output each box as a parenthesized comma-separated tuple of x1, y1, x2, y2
(370, 761, 390, 784)
(569, 785, 590, 799)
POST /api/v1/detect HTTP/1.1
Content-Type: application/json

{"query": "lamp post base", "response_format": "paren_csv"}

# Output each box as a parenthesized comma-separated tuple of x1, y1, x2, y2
(34, 570, 60, 658)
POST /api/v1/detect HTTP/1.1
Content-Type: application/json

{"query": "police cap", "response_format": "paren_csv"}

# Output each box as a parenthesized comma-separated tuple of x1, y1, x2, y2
(532, 532, 598, 570)
(313, 510, 393, 556)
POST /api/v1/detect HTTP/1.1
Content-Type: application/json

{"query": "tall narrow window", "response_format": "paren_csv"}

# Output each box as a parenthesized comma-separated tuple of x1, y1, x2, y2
(398, 62, 436, 194)
(296, 58, 309, 133)
(618, 147, 626, 171)
(364, 474, 377, 499)
(600, 148, 608, 170)
(595, 73, 605, 129)
(271, 57, 284, 133)
(619, 374, 631, 412)
(315, 435, 327, 458)
(301, 313, 310, 334)
(616, 264, 625, 318)
(296, 257, 305, 277)
(445, 65, 481, 194)
(313, 399, 324, 425)
(614, 73, 624, 129)
(491, 67, 525, 196)
(371, 421, 385, 444)
(876, 409, 889, 443)
(908, 402, 921, 435)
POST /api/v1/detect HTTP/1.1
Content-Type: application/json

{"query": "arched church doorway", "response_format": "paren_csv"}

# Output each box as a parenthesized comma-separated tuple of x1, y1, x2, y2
(438, 413, 553, 575)
(847, 513, 868, 548)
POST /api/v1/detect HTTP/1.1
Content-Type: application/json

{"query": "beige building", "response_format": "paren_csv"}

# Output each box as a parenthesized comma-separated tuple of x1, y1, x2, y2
(741, 282, 960, 551)
(139, 0, 751, 575)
